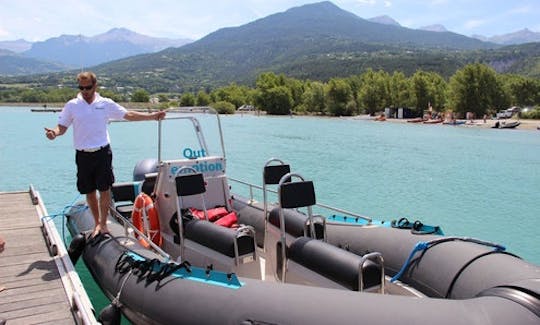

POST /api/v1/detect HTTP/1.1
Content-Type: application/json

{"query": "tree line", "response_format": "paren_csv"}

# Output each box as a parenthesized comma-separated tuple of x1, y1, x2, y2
(1, 63, 539, 118)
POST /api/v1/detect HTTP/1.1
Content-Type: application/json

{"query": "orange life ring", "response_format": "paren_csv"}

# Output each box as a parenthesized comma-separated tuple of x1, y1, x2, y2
(131, 193, 162, 248)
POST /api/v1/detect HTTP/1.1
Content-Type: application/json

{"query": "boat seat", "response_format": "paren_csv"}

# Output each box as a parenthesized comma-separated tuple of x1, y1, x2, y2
(277, 175, 382, 291)
(288, 236, 381, 291)
(111, 173, 157, 219)
(111, 181, 140, 219)
(183, 218, 255, 258)
(173, 171, 256, 261)
(175, 171, 240, 227)
(268, 207, 325, 239)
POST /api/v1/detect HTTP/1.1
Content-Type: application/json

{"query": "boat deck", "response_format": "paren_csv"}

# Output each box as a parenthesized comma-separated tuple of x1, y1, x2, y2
(0, 187, 96, 324)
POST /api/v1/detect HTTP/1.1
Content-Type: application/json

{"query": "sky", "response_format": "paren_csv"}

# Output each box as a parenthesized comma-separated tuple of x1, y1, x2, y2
(0, 0, 539, 42)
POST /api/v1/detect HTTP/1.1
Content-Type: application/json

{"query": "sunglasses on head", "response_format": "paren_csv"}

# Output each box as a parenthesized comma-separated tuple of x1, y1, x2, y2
(78, 85, 94, 91)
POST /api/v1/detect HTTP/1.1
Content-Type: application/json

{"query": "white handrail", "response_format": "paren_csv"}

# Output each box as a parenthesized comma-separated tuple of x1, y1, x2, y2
(229, 177, 372, 223)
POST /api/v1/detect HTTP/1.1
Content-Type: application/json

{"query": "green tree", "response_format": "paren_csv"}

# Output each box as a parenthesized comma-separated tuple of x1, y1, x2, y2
(325, 78, 354, 116)
(357, 70, 389, 115)
(346, 75, 362, 109)
(254, 72, 293, 114)
(410, 71, 447, 113)
(256, 72, 284, 90)
(211, 83, 250, 108)
(301, 81, 326, 114)
(264, 86, 293, 115)
(448, 64, 505, 116)
(501, 75, 540, 107)
(410, 71, 431, 114)
(180, 92, 196, 106)
(45, 87, 77, 102)
(20, 89, 46, 102)
(131, 89, 150, 102)
(426, 72, 447, 111)
(389, 71, 411, 109)
(196, 90, 211, 106)
(210, 101, 235, 114)
(284, 78, 304, 111)
(100, 89, 126, 102)
(158, 94, 169, 103)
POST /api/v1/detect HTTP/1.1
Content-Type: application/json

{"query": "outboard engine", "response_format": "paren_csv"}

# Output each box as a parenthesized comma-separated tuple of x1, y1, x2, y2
(133, 158, 159, 181)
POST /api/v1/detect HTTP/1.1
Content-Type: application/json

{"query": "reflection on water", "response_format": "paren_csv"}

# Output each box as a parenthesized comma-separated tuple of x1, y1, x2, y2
(1, 107, 539, 316)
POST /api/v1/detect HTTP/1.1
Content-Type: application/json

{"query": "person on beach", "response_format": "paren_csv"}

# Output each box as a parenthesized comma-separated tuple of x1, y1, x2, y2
(44, 71, 166, 237)
(0, 234, 5, 293)
(0, 235, 4, 254)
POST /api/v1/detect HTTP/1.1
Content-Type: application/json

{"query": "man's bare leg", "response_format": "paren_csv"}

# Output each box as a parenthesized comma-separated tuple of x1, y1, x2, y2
(98, 189, 111, 235)
(86, 191, 100, 236)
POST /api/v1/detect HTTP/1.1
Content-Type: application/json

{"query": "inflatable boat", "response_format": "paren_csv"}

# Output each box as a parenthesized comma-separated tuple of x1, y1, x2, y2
(66, 110, 540, 325)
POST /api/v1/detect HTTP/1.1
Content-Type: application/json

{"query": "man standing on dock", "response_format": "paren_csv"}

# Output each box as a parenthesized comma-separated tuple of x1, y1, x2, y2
(44, 71, 165, 237)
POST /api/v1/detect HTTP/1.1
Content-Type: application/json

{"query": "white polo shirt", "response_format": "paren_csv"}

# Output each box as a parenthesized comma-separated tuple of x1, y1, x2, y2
(58, 93, 127, 150)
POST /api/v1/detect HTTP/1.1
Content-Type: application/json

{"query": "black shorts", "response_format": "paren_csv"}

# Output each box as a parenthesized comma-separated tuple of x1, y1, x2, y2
(75, 145, 115, 194)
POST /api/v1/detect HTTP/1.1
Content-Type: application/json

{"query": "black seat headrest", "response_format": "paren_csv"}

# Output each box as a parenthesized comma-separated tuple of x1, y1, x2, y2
(175, 173, 206, 196)
(264, 164, 291, 185)
(142, 173, 157, 195)
(279, 181, 316, 209)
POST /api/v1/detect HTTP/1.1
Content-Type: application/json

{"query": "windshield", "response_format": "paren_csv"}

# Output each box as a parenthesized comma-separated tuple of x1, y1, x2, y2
(108, 108, 225, 181)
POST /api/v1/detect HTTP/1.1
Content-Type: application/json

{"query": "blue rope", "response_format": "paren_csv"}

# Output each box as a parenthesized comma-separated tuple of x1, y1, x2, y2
(390, 237, 506, 283)
(390, 241, 429, 282)
(40, 194, 84, 245)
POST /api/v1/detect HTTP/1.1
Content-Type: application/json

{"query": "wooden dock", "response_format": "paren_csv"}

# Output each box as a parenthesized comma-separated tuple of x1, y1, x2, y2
(0, 187, 97, 324)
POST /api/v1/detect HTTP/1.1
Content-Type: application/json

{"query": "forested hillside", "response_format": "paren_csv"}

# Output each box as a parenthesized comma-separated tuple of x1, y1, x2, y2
(0, 1, 538, 94)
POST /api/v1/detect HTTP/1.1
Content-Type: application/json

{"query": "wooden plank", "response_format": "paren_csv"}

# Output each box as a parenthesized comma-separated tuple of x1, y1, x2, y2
(0, 272, 63, 293)
(0, 251, 54, 266)
(0, 287, 66, 307)
(0, 282, 65, 301)
(0, 191, 81, 324)
(0, 264, 50, 283)
(0, 288, 66, 312)
(1, 302, 74, 324)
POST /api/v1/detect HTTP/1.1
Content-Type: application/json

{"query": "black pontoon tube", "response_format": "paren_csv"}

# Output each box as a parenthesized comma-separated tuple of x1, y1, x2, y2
(391, 236, 506, 282)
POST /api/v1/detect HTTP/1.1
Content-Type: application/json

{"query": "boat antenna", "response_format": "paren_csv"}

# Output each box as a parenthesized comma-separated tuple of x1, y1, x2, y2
(157, 118, 162, 162)
(79, 34, 84, 72)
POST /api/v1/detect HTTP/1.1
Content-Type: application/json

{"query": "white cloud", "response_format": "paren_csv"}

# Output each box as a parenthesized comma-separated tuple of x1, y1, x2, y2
(428, 0, 449, 5)
(0, 0, 539, 41)
(508, 5, 532, 14)
(464, 19, 487, 30)
(0, 27, 9, 38)
(355, 0, 377, 5)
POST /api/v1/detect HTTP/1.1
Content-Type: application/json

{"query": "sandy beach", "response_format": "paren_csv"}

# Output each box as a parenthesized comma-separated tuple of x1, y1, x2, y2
(460, 119, 540, 131)
(367, 116, 540, 131)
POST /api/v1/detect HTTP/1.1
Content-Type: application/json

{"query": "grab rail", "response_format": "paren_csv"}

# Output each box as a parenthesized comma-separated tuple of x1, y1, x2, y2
(229, 177, 372, 224)
(110, 208, 171, 261)
(233, 225, 257, 265)
(111, 106, 226, 163)
(358, 252, 385, 294)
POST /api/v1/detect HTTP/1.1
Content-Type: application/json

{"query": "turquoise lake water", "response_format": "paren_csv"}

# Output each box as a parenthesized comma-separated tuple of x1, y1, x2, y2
(1, 107, 539, 316)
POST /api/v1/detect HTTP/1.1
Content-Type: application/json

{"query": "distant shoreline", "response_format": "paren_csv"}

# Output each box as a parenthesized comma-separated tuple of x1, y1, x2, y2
(0, 102, 161, 109)
(2, 103, 538, 131)
(380, 117, 540, 131)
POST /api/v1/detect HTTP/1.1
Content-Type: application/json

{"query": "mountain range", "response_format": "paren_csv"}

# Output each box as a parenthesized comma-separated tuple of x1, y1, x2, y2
(0, 28, 191, 75)
(366, 15, 540, 43)
(0, 1, 539, 91)
(473, 28, 540, 45)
